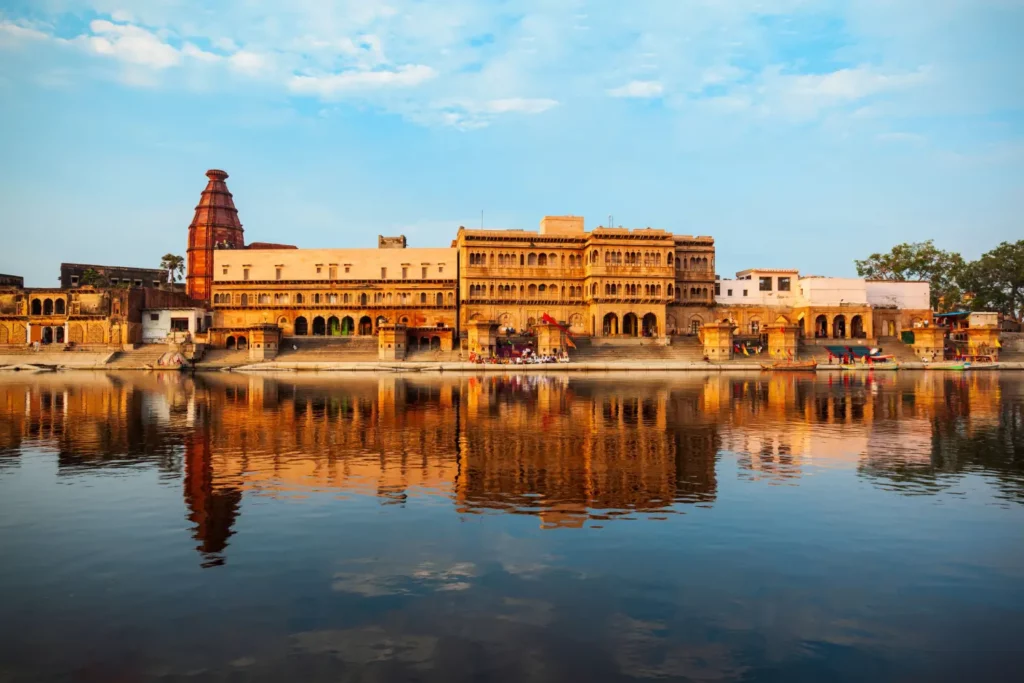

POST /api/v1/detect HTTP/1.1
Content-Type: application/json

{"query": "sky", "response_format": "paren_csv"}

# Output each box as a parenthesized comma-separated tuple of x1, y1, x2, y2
(0, 0, 1021, 287)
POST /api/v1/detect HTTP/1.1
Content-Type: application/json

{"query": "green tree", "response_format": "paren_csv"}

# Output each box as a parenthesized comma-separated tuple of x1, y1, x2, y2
(79, 268, 108, 287)
(160, 253, 185, 283)
(854, 240, 965, 311)
(961, 240, 1024, 323)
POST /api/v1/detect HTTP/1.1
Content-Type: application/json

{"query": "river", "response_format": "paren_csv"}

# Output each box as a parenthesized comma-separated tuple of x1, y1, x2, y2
(1, 371, 1022, 682)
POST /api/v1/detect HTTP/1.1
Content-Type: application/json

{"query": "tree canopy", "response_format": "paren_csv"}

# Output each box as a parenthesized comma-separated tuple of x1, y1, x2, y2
(160, 254, 185, 283)
(961, 241, 1024, 323)
(854, 240, 965, 311)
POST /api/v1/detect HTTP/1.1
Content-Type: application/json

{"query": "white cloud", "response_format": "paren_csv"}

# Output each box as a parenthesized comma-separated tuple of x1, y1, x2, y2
(779, 66, 930, 101)
(607, 80, 664, 98)
(0, 20, 51, 44)
(228, 49, 269, 74)
(85, 19, 182, 68)
(482, 98, 558, 114)
(182, 42, 220, 62)
(289, 64, 436, 97)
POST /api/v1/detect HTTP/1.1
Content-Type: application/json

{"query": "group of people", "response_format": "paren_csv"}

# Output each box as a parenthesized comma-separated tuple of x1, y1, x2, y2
(468, 349, 571, 365)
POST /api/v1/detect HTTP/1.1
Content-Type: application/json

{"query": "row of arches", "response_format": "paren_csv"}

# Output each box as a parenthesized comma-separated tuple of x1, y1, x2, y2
(599, 312, 660, 337)
(678, 256, 710, 271)
(813, 314, 867, 339)
(468, 252, 585, 268)
(217, 291, 455, 307)
(467, 283, 585, 300)
(591, 250, 673, 267)
(30, 298, 67, 316)
(35, 326, 65, 344)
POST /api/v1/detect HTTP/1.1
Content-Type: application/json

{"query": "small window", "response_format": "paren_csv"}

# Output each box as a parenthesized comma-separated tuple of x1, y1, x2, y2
(758, 277, 772, 292)
(243, 268, 250, 281)
(714, 282, 721, 295)
(150, 313, 160, 321)
(152, 280, 160, 287)
(402, 267, 408, 279)
(778, 277, 791, 291)
(110, 278, 119, 285)
(328, 266, 337, 279)
(422, 267, 428, 279)
(70, 275, 79, 286)
(344, 265, 350, 274)
(275, 267, 282, 281)
(170, 318, 189, 331)
(438, 265, 444, 273)
(316, 265, 322, 274)
(134, 279, 142, 287)
(222, 268, 228, 275)
(742, 289, 748, 297)
(727, 289, 733, 296)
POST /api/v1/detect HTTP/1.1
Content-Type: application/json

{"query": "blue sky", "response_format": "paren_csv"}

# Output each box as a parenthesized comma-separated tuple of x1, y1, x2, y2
(0, 0, 1021, 287)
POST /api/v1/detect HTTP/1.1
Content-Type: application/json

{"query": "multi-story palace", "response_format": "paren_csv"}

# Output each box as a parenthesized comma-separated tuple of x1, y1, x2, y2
(186, 170, 717, 342)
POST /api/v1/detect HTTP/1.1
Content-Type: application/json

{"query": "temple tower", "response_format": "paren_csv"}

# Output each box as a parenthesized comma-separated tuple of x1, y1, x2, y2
(186, 169, 244, 302)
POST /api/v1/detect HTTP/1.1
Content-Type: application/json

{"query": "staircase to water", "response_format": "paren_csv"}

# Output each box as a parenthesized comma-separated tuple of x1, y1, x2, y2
(274, 336, 379, 362)
(569, 336, 705, 363)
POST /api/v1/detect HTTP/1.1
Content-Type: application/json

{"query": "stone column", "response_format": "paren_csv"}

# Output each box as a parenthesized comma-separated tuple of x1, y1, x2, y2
(766, 323, 801, 359)
(378, 323, 408, 361)
(466, 320, 499, 357)
(911, 327, 945, 360)
(701, 321, 733, 361)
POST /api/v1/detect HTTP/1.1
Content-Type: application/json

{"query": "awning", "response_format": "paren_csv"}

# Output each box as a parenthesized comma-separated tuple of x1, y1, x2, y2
(826, 345, 872, 357)
(933, 311, 970, 318)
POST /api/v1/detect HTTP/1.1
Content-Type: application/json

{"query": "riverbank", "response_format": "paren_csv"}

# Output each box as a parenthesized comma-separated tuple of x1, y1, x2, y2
(3, 353, 1023, 373)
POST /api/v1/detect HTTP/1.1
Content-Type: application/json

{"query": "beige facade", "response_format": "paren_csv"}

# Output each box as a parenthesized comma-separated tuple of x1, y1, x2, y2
(210, 246, 458, 339)
(455, 216, 716, 338)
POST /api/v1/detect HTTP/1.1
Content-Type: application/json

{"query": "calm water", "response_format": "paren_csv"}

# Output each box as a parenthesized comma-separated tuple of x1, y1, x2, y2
(1, 371, 1023, 682)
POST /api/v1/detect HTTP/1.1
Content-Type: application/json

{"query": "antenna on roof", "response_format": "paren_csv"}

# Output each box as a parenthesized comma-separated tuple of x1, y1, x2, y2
(608, 214, 613, 228)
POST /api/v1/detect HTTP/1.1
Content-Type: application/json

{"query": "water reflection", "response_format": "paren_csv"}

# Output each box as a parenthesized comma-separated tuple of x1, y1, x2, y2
(1, 371, 1023, 682)
(1, 371, 1021, 567)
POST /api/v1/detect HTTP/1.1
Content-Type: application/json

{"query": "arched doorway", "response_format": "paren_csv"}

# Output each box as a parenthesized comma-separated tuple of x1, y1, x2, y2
(851, 315, 865, 338)
(55, 327, 64, 343)
(623, 313, 639, 336)
(237, 336, 248, 350)
(226, 336, 236, 349)
(642, 313, 658, 337)
(30, 299, 41, 315)
(41, 327, 53, 344)
(815, 315, 828, 338)
(341, 316, 354, 335)
(240, 294, 248, 307)
(358, 316, 372, 335)
(294, 316, 308, 335)
(833, 315, 846, 339)
(431, 336, 441, 350)
(419, 336, 430, 349)
(327, 316, 340, 336)
(55, 299, 66, 315)
(690, 316, 704, 336)
(43, 299, 53, 316)
(603, 313, 619, 336)
(312, 316, 326, 336)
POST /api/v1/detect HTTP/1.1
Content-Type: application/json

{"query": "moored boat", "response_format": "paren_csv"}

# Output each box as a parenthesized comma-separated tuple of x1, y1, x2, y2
(841, 354, 900, 371)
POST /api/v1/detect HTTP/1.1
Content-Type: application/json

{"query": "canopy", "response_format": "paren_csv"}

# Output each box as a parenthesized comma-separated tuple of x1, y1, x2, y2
(826, 345, 872, 357)
(933, 311, 970, 318)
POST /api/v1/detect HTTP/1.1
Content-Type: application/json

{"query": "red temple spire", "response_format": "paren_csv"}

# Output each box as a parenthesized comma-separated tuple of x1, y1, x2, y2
(186, 169, 245, 302)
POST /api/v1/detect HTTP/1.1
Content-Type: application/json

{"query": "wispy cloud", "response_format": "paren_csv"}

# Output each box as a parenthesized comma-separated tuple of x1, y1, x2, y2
(608, 80, 664, 99)
(289, 64, 437, 97)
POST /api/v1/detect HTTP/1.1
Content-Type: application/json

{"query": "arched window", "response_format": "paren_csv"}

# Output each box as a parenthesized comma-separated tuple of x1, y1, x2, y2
(436, 293, 443, 306)
(43, 299, 53, 315)
(295, 293, 304, 304)
(538, 253, 547, 266)
(528, 253, 538, 266)
(528, 284, 537, 297)
(240, 294, 249, 307)
(55, 299, 66, 315)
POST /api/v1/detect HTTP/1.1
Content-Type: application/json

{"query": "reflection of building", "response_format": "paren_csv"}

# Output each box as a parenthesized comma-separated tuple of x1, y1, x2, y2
(454, 377, 720, 526)
(2, 372, 1011, 566)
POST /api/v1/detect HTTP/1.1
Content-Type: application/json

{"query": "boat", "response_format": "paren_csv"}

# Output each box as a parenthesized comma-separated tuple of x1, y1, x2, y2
(927, 360, 969, 371)
(760, 360, 818, 371)
(840, 354, 900, 371)
(927, 355, 999, 371)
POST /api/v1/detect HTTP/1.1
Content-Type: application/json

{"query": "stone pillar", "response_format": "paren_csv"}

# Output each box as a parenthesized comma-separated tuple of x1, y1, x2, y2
(911, 326, 945, 360)
(467, 320, 499, 357)
(967, 326, 1001, 359)
(537, 321, 567, 356)
(766, 323, 801, 359)
(248, 324, 281, 361)
(378, 323, 408, 361)
(701, 321, 733, 361)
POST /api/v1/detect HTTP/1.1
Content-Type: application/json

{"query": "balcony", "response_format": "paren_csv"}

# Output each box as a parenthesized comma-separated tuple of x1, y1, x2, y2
(462, 266, 586, 279)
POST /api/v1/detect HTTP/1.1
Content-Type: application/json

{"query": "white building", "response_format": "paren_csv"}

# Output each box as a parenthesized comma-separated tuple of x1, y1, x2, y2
(142, 308, 207, 343)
